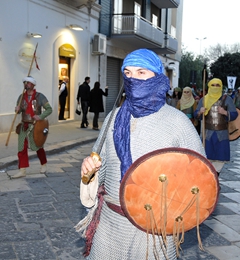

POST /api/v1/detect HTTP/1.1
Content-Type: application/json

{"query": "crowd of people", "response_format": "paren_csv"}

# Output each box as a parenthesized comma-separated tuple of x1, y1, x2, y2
(167, 79, 239, 176)
(77, 49, 240, 259)
(12, 47, 240, 259)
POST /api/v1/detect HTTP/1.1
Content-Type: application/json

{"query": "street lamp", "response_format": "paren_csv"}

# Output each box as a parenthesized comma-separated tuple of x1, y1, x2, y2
(196, 37, 207, 55)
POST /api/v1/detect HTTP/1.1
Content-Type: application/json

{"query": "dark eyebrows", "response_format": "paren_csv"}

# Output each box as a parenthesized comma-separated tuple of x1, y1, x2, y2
(124, 68, 147, 71)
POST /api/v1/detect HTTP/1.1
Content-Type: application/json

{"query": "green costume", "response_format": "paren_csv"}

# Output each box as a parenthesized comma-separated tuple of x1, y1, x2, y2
(17, 92, 52, 152)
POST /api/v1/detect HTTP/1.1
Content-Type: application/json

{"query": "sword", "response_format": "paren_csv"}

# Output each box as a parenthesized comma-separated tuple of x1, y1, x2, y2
(81, 83, 125, 184)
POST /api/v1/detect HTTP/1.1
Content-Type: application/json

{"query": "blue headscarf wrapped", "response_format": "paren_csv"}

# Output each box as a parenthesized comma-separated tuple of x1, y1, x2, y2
(121, 48, 164, 75)
(114, 49, 170, 181)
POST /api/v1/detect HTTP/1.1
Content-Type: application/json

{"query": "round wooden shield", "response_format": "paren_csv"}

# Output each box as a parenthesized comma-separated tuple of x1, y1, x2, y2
(33, 120, 49, 148)
(120, 148, 219, 235)
(229, 108, 240, 141)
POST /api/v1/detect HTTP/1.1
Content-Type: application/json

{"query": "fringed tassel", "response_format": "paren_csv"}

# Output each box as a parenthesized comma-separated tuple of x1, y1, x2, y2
(74, 185, 106, 257)
(145, 204, 154, 260)
(173, 186, 203, 257)
(74, 199, 98, 237)
(146, 210, 149, 260)
(83, 185, 106, 256)
(196, 191, 204, 251)
(150, 209, 160, 260)
(173, 216, 185, 257)
(159, 175, 168, 246)
(144, 204, 169, 260)
(156, 175, 169, 260)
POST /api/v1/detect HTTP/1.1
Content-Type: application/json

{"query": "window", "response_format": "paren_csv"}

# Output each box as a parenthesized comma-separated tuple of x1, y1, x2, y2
(113, 0, 123, 33)
(134, 2, 141, 32)
(152, 14, 158, 27)
(171, 25, 176, 38)
(134, 2, 141, 17)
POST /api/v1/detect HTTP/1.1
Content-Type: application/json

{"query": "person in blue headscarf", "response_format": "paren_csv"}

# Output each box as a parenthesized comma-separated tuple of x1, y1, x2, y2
(77, 49, 206, 260)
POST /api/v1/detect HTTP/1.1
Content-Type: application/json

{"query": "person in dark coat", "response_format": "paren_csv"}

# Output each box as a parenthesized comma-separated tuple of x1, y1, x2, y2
(89, 81, 108, 130)
(77, 77, 91, 128)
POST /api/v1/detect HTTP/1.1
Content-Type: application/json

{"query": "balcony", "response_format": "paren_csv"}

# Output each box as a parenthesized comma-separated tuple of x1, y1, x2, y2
(154, 33, 178, 54)
(110, 14, 178, 55)
(110, 15, 164, 52)
(151, 0, 180, 9)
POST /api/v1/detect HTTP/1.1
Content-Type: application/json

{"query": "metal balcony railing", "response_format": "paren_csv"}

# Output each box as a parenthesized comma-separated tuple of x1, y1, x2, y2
(165, 33, 178, 52)
(111, 14, 164, 46)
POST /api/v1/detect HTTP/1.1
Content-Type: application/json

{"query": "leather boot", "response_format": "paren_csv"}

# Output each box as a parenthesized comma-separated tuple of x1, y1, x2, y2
(12, 168, 26, 179)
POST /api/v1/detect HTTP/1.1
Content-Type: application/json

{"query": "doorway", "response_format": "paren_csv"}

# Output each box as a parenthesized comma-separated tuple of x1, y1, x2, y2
(106, 57, 122, 115)
(58, 56, 70, 120)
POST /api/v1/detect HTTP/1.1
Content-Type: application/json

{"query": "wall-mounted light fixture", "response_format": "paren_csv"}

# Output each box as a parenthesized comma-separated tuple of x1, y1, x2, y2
(68, 24, 83, 31)
(166, 64, 176, 71)
(27, 32, 42, 38)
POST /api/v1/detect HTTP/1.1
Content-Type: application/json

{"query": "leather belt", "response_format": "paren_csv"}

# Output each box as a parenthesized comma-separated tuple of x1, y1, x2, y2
(105, 201, 125, 217)
(205, 123, 228, 131)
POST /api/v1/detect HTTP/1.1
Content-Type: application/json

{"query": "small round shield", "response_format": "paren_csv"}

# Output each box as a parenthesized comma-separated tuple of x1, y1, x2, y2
(120, 148, 219, 235)
(33, 119, 49, 148)
(229, 108, 240, 141)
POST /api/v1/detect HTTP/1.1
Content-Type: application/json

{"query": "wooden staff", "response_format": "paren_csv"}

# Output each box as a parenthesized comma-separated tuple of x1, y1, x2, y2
(202, 66, 206, 148)
(5, 43, 38, 146)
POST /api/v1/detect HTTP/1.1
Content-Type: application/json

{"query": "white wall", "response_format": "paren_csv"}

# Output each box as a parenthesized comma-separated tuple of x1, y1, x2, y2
(0, 0, 100, 132)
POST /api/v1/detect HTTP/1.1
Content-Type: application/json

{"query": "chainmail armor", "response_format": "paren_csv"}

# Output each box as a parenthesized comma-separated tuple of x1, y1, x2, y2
(205, 100, 228, 130)
(85, 104, 205, 260)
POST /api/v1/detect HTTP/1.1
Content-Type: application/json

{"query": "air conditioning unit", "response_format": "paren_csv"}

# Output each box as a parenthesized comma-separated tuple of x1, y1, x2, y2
(92, 34, 106, 55)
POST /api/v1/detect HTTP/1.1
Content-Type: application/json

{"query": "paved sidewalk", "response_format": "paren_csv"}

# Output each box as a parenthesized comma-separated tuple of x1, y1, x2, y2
(0, 120, 101, 170)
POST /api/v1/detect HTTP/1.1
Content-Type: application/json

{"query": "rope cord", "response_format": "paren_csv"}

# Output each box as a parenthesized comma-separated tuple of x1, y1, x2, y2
(196, 192, 204, 250)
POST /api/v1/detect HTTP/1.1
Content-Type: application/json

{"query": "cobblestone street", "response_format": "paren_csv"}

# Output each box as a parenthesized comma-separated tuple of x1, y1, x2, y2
(1, 139, 240, 259)
(0, 143, 93, 260)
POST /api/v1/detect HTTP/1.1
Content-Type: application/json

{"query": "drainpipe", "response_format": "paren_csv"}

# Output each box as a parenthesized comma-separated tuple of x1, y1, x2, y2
(164, 9, 168, 44)
(87, 0, 94, 14)
(87, 0, 94, 77)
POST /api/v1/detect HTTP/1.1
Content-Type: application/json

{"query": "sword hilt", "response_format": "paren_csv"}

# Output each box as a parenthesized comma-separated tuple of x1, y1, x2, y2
(81, 152, 101, 184)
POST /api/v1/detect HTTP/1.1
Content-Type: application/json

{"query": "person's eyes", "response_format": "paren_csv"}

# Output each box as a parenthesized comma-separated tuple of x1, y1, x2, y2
(124, 71, 131, 77)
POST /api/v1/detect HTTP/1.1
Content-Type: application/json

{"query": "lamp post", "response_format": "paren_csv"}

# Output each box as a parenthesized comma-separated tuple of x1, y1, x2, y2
(196, 37, 207, 55)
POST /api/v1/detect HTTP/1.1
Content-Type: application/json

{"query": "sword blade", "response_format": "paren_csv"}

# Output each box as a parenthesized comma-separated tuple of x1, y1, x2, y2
(95, 83, 125, 154)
